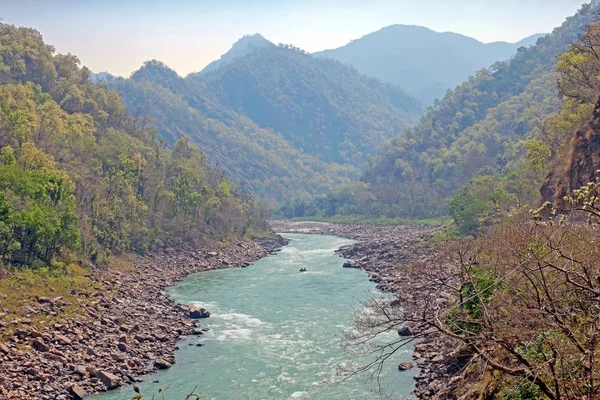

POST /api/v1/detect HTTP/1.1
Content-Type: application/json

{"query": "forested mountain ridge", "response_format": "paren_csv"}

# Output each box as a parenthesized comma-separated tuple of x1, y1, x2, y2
(314, 25, 546, 103)
(191, 44, 422, 163)
(0, 23, 270, 269)
(108, 44, 422, 202)
(302, 1, 600, 229)
(110, 60, 359, 202)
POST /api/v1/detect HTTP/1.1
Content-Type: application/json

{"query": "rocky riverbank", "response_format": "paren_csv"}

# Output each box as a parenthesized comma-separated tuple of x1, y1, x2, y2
(272, 221, 456, 399)
(0, 237, 286, 399)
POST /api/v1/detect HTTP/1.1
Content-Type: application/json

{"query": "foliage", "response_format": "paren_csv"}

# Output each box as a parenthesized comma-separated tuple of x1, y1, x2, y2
(108, 39, 423, 202)
(321, 1, 600, 225)
(0, 22, 270, 269)
(0, 150, 79, 265)
(193, 44, 422, 164)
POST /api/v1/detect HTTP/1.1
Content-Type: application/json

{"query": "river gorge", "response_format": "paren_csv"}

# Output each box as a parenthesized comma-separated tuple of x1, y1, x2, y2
(95, 233, 418, 399)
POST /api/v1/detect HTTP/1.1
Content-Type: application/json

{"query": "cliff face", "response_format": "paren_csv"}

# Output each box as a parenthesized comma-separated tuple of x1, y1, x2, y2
(541, 98, 600, 205)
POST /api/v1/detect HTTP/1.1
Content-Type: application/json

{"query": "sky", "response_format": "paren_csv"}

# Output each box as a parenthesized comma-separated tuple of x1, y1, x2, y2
(0, 0, 588, 77)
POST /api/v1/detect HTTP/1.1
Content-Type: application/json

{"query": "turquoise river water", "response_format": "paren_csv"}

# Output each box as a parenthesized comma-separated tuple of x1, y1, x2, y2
(95, 233, 417, 399)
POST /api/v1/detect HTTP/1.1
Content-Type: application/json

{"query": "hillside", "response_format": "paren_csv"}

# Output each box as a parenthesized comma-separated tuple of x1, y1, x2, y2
(200, 33, 273, 74)
(191, 44, 422, 163)
(0, 23, 270, 268)
(108, 43, 422, 202)
(314, 25, 545, 103)
(304, 1, 600, 229)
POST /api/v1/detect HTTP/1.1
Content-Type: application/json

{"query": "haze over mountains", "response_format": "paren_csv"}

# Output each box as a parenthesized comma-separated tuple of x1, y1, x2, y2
(87, 22, 566, 209)
(94, 24, 548, 203)
(314, 25, 546, 102)
(106, 40, 421, 202)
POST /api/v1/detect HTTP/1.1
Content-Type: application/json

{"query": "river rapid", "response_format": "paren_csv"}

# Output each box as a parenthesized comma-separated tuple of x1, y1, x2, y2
(95, 233, 417, 399)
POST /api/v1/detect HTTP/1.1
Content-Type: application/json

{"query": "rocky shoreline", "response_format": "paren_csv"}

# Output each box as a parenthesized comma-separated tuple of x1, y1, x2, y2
(0, 236, 286, 399)
(272, 221, 454, 399)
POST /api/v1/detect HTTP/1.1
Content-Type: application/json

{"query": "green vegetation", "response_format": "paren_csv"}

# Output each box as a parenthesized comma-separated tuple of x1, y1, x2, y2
(193, 43, 422, 164)
(314, 1, 599, 233)
(107, 39, 422, 202)
(352, 8, 600, 397)
(0, 23, 270, 272)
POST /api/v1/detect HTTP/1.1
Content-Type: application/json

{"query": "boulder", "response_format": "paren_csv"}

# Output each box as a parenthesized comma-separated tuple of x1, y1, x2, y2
(32, 338, 49, 352)
(37, 297, 52, 304)
(0, 342, 10, 354)
(397, 325, 413, 337)
(342, 261, 360, 269)
(189, 307, 211, 319)
(154, 359, 172, 369)
(69, 385, 87, 400)
(398, 361, 414, 371)
(55, 334, 72, 345)
(98, 370, 120, 389)
(74, 365, 87, 376)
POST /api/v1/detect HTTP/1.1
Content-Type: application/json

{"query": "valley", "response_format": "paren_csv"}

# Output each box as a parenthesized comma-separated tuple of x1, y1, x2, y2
(2, 1, 600, 399)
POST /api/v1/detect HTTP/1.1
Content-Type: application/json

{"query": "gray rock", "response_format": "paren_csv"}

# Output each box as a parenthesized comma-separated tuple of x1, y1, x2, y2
(32, 338, 49, 352)
(189, 307, 210, 319)
(98, 370, 120, 389)
(398, 325, 413, 336)
(398, 361, 414, 371)
(154, 359, 172, 369)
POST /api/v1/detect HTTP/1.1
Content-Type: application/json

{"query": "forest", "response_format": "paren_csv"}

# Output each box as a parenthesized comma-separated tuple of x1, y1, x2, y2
(0, 23, 270, 270)
(293, 1, 600, 235)
(100, 39, 422, 202)
(4, 1, 600, 399)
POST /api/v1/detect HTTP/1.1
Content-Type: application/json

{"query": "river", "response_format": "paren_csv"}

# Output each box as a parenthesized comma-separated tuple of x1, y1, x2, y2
(95, 233, 417, 399)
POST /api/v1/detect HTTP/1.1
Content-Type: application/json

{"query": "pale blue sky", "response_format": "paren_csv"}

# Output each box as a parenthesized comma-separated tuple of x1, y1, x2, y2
(0, 0, 587, 77)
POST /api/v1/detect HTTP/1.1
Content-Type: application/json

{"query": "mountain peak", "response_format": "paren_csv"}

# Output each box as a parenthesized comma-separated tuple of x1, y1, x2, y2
(232, 33, 271, 49)
(132, 59, 180, 82)
(198, 33, 274, 75)
(313, 26, 548, 103)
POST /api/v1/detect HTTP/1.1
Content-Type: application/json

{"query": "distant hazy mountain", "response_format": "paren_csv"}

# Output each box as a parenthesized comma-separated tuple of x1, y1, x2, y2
(314, 25, 546, 103)
(200, 34, 273, 75)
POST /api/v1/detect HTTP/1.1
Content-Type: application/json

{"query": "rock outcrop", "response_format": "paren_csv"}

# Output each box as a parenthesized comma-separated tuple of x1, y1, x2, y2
(542, 97, 600, 205)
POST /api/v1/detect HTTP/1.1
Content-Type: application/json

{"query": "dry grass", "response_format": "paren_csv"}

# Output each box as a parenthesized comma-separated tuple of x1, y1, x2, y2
(0, 262, 100, 340)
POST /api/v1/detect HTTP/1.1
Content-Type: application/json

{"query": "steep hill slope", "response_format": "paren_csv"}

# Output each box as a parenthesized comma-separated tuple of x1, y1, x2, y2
(541, 98, 600, 205)
(314, 25, 545, 103)
(310, 1, 599, 223)
(0, 23, 270, 266)
(190, 44, 422, 164)
(109, 43, 422, 202)
(110, 60, 358, 202)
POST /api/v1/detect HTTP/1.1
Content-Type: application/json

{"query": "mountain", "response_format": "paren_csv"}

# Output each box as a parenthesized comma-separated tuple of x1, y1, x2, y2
(90, 71, 115, 82)
(306, 1, 600, 228)
(109, 44, 423, 202)
(190, 44, 422, 163)
(0, 23, 271, 268)
(200, 34, 273, 75)
(314, 25, 546, 103)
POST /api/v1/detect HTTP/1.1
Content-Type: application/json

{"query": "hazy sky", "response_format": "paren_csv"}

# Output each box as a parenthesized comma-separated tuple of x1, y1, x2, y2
(0, 0, 587, 77)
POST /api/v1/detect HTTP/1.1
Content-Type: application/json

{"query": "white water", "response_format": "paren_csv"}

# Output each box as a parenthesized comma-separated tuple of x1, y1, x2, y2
(95, 233, 417, 399)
